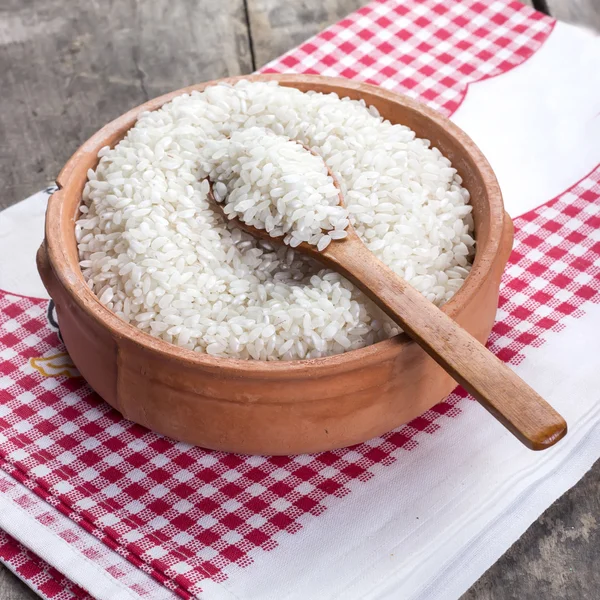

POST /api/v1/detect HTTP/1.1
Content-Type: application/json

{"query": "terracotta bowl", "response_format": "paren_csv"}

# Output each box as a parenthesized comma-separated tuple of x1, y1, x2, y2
(37, 74, 513, 455)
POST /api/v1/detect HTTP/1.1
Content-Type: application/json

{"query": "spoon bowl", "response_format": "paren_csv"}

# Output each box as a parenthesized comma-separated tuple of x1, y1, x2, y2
(205, 140, 358, 260)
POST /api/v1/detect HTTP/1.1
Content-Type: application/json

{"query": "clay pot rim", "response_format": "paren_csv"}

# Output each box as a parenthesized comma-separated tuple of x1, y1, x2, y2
(46, 73, 505, 378)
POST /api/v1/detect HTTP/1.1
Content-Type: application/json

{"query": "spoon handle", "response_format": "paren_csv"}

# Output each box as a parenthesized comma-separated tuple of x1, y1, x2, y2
(324, 238, 567, 450)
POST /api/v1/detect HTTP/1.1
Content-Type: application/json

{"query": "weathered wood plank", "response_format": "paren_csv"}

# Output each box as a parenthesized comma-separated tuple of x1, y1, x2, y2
(0, 0, 253, 210)
(247, 0, 367, 68)
(462, 460, 600, 600)
(547, 0, 600, 31)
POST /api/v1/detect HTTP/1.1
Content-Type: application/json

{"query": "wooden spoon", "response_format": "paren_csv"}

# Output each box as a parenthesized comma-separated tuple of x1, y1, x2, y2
(205, 159, 567, 451)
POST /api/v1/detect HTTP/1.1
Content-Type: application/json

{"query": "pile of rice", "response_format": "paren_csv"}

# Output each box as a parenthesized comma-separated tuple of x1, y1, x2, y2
(203, 127, 348, 252)
(76, 80, 475, 361)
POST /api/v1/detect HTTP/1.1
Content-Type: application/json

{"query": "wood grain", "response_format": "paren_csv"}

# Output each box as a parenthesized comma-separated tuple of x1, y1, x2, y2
(246, 0, 367, 67)
(462, 460, 600, 600)
(547, 0, 600, 31)
(0, 0, 253, 210)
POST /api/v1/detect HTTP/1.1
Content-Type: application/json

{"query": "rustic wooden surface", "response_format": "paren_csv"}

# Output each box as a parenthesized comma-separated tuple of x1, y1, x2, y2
(464, 462, 600, 600)
(1, 0, 599, 598)
(0, 0, 253, 210)
(547, 0, 600, 32)
(247, 0, 366, 66)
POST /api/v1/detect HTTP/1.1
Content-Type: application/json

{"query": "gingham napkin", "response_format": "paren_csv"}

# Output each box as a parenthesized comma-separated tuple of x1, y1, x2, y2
(1, 1, 599, 599)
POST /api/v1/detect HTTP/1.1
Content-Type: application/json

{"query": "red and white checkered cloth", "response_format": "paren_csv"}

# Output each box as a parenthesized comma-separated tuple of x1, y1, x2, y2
(262, 0, 553, 116)
(0, 468, 169, 599)
(0, 531, 90, 600)
(3, 166, 599, 596)
(1, 1, 599, 599)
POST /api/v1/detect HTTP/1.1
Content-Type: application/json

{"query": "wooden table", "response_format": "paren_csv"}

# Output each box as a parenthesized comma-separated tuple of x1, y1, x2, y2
(1, 1, 599, 598)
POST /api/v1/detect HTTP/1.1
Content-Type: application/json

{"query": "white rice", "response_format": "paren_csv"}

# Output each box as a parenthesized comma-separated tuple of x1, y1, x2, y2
(202, 127, 348, 252)
(76, 80, 475, 361)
